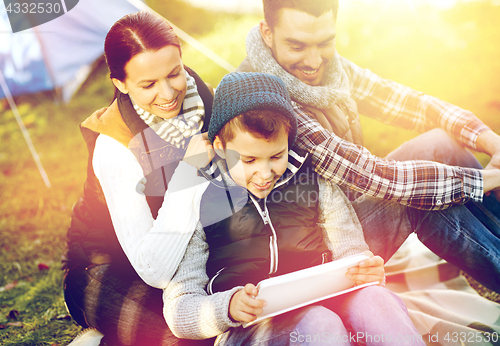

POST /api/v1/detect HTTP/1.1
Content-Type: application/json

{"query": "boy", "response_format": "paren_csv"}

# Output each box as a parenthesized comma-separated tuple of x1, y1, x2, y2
(164, 72, 424, 345)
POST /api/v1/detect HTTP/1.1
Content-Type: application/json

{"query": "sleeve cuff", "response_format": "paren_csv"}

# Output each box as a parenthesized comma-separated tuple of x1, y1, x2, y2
(215, 287, 243, 330)
(465, 119, 492, 151)
(462, 167, 484, 203)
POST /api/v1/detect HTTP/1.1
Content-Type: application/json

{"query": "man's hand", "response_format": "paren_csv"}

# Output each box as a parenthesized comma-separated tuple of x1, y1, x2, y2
(477, 130, 500, 201)
(482, 168, 500, 200)
(346, 250, 385, 286)
(485, 153, 500, 200)
(229, 284, 266, 323)
(183, 133, 215, 169)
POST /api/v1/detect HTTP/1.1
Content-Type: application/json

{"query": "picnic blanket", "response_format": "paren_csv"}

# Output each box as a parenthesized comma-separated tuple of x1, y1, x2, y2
(386, 234, 500, 346)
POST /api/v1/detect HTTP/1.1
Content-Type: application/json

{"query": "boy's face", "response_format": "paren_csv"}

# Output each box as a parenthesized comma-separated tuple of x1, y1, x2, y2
(214, 128, 289, 199)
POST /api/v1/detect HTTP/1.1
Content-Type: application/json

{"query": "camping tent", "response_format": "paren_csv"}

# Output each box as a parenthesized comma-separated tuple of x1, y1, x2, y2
(0, 0, 235, 102)
(0, 0, 233, 188)
(0, 0, 144, 188)
(0, 0, 142, 102)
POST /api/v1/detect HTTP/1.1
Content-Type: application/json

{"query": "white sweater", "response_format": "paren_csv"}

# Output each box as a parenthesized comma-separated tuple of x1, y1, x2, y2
(92, 134, 209, 288)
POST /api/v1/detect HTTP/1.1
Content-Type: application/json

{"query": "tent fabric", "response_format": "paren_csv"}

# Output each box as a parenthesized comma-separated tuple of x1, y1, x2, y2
(0, 0, 141, 102)
(386, 234, 500, 345)
(0, 11, 52, 98)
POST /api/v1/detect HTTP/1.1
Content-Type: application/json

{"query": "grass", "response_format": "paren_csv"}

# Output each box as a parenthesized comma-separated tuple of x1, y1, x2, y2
(0, 60, 112, 345)
(1, 1, 500, 344)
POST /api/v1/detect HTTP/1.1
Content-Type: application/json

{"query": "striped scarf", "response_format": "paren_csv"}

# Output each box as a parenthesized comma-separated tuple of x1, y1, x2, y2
(131, 71, 204, 149)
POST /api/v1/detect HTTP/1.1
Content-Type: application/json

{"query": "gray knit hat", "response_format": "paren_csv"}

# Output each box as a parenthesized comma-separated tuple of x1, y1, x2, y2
(208, 72, 297, 146)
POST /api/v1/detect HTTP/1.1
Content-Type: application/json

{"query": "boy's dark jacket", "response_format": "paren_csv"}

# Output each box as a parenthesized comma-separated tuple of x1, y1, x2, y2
(199, 151, 330, 294)
(63, 67, 213, 270)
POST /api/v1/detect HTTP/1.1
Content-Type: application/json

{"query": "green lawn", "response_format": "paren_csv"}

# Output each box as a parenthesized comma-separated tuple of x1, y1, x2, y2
(0, 61, 111, 345)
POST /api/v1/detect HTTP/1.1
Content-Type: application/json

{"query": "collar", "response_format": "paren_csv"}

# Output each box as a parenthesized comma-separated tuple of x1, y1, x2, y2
(80, 101, 134, 147)
(199, 148, 309, 196)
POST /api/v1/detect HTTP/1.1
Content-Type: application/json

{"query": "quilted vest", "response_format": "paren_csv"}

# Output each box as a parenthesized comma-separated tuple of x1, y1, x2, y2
(200, 152, 330, 294)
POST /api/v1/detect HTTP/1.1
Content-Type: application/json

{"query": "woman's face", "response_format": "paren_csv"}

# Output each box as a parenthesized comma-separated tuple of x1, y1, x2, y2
(113, 45, 187, 119)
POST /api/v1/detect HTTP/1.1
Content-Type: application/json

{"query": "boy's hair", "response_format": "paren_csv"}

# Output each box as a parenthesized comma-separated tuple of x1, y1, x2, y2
(263, 0, 339, 30)
(217, 109, 292, 148)
(208, 72, 297, 147)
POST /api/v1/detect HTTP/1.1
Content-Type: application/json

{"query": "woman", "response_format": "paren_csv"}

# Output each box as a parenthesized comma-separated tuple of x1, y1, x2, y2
(63, 11, 214, 346)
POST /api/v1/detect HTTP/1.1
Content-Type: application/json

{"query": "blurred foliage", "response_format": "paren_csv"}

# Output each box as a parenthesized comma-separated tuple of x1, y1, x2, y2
(147, 0, 261, 87)
(336, 0, 500, 158)
(0, 0, 499, 343)
(180, 15, 261, 87)
(147, 0, 226, 36)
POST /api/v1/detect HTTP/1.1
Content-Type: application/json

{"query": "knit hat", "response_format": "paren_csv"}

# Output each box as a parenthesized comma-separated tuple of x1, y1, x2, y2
(208, 72, 297, 147)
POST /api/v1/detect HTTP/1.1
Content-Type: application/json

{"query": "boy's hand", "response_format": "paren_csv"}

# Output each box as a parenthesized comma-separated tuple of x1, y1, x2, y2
(183, 133, 215, 169)
(346, 250, 385, 286)
(229, 284, 267, 323)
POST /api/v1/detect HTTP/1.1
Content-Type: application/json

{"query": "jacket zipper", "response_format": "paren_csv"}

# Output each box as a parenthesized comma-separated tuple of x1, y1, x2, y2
(250, 195, 279, 275)
(204, 151, 309, 278)
(207, 267, 226, 295)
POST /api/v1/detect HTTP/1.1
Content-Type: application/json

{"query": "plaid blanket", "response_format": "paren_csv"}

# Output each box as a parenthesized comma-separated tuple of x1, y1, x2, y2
(386, 234, 500, 346)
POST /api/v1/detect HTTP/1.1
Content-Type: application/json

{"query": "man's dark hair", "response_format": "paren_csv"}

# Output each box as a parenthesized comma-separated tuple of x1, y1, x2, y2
(263, 0, 339, 30)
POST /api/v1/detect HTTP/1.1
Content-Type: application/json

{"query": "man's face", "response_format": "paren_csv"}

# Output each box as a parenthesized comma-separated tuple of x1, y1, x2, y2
(261, 8, 337, 86)
(214, 128, 289, 199)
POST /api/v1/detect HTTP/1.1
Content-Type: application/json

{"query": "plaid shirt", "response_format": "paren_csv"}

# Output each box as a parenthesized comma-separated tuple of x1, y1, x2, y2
(292, 56, 489, 211)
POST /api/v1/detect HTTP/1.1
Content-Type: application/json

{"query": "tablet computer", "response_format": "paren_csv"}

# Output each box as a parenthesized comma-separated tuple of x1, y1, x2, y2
(243, 253, 379, 327)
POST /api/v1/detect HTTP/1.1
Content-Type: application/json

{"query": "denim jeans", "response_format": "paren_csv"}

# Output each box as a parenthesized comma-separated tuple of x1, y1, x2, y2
(352, 129, 500, 292)
(217, 286, 424, 346)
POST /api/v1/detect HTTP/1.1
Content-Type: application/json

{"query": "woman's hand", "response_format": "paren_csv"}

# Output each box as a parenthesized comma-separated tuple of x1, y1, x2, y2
(346, 250, 385, 286)
(183, 133, 215, 169)
(229, 284, 267, 323)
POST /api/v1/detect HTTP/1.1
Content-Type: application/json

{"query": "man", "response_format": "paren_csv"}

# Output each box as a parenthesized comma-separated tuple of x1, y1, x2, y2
(237, 0, 500, 292)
